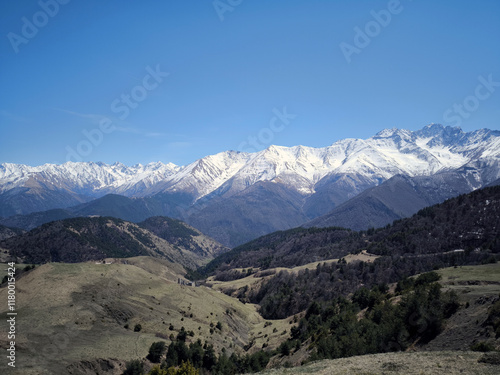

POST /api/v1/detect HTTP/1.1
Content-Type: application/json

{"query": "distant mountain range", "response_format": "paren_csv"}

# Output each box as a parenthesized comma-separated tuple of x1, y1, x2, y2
(1, 124, 499, 246)
(305, 173, 500, 230)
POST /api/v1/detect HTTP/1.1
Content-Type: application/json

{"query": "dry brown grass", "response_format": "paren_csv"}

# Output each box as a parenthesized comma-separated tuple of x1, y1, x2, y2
(0, 257, 287, 374)
(437, 263, 500, 301)
(259, 351, 500, 375)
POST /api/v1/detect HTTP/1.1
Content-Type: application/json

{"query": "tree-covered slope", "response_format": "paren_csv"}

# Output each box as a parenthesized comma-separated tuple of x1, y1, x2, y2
(0, 216, 224, 269)
(198, 185, 500, 319)
(202, 185, 500, 279)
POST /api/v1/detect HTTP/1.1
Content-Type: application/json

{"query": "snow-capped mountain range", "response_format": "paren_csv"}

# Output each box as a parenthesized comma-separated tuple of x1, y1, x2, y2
(1, 124, 499, 200)
(1, 124, 499, 247)
(0, 160, 180, 196)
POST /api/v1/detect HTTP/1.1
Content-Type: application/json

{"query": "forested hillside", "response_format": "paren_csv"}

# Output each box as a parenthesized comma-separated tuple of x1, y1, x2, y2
(0, 216, 225, 269)
(202, 185, 500, 272)
(198, 186, 500, 319)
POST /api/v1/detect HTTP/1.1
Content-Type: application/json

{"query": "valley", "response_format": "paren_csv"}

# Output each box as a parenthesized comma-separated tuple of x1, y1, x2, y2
(0, 257, 292, 374)
(1, 259, 499, 374)
(0, 126, 499, 374)
(3, 0, 499, 372)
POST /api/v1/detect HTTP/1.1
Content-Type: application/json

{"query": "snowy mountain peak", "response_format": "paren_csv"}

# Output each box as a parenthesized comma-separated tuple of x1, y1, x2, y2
(374, 127, 400, 138)
(415, 123, 463, 139)
(0, 125, 498, 202)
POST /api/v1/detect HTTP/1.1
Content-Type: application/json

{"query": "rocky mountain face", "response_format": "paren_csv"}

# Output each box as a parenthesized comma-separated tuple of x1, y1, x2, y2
(1, 124, 499, 246)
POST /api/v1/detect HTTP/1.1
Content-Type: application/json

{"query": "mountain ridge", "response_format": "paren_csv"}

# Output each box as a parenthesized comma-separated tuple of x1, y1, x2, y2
(303, 168, 494, 230)
(1, 124, 499, 246)
(2, 125, 498, 205)
(0, 215, 228, 268)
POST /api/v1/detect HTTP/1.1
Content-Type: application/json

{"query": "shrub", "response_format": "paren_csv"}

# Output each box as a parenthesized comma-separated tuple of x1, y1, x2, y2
(123, 359, 144, 375)
(148, 365, 167, 375)
(471, 341, 496, 352)
(415, 271, 441, 286)
(177, 327, 187, 342)
(147, 341, 166, 363)
(278, 340, 292, 356)
(164, 361, 199, 375)
(478, 352, 500, 365)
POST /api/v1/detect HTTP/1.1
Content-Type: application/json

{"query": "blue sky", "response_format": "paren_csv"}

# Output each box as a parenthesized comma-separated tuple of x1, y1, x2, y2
(1, 0, 499, 166)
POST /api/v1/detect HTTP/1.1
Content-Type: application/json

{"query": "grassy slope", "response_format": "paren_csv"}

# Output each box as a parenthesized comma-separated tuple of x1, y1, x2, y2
(0, 257, 292, 374)
(422, 263, 500, 352)
(258, 351, 500, 375)
(437, 263, 500, 298)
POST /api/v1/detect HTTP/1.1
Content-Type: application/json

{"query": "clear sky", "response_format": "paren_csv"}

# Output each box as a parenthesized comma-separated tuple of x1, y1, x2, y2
(1, 0, 499, 166)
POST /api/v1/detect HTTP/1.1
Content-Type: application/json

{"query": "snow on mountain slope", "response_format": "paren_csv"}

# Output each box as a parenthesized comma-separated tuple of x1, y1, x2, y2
(1, 125, 498, 202)
(145, 151, 255, 198)
(196, 125, 498, 198)
(0, 161, 180, 195)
